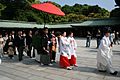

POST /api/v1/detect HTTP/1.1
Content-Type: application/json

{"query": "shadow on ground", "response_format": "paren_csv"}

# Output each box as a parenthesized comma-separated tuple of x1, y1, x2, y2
(2, 54, 120, 77)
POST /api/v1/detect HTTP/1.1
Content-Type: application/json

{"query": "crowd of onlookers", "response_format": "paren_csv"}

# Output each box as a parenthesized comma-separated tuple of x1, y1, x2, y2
(0, 30, 32, 60)
(0, 28, 58, 61)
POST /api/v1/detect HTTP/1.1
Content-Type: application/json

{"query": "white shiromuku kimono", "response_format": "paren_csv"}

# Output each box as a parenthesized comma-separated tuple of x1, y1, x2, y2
(97, 36, 115, 73)
(68, 37, 77, 57)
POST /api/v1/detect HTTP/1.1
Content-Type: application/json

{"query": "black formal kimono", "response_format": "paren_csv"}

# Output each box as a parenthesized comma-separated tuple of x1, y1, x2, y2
(40, 34, 50, 65)
(14, 35, 25, 61)
(26, 35, 32, 58)
(32, 34, 42, 54)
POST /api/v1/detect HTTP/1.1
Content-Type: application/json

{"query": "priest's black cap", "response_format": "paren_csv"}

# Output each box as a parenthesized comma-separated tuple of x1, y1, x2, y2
(103, 27, 111, 33)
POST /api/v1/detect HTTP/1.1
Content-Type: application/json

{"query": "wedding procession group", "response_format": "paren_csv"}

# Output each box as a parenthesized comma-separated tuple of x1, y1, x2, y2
(0, 27, 119, 76)
(36, 27, 78, 70)
(0, 27, 77, 70)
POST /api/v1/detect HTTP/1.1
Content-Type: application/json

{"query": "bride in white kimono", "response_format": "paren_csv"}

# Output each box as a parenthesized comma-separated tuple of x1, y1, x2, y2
(97, 30, 118, 75)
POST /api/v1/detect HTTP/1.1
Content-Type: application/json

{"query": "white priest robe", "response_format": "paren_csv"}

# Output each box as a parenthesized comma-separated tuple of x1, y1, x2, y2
(97, 36, 115, 73)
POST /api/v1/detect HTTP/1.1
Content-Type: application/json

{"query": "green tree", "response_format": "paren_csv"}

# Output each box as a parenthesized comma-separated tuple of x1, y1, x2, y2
(0, 1, 110, 24)
(0, 3, 6, 16)
(110, 8, 120, 18)
(62, 5, 73, 14)
(88, 5, 101, 13)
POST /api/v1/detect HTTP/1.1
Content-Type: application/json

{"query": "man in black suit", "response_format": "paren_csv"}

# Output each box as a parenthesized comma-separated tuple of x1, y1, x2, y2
(15, 31, 25, 61)
(11, 31, 15, 39)
(11, 31, 16, 55)
(26, 30, 32, 58)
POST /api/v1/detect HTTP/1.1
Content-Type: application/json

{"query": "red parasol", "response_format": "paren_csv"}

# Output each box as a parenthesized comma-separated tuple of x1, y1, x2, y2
(31, 2, 65, 16)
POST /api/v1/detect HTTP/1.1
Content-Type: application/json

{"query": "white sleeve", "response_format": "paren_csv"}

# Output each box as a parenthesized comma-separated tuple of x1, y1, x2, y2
(61, 37, 69, 45)
(67, 37, 70, 44)
(74, 38, 77, 49)
(101, 39, 110, 51)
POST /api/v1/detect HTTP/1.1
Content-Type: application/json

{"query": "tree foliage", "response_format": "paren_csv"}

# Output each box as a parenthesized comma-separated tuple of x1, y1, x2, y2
(0, 0, 110, 24)
(110, 8, 120, 18)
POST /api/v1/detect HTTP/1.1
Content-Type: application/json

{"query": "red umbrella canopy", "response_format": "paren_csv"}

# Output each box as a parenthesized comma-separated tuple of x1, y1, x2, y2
(31, 2, 65, 16)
